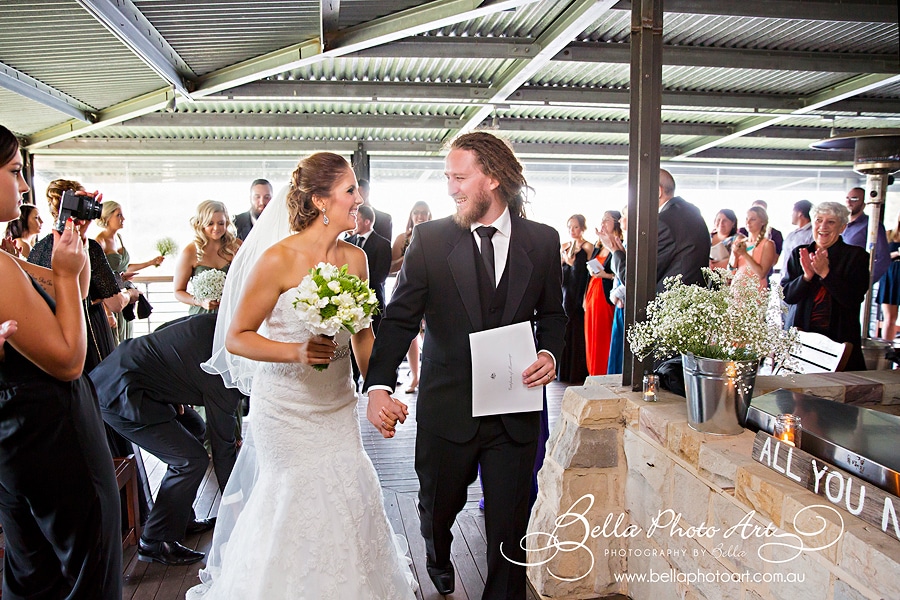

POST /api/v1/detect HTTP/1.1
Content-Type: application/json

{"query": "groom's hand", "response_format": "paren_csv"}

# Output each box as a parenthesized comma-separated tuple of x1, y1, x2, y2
(367, 389, 408, 439)
(523, 353, 556, 388)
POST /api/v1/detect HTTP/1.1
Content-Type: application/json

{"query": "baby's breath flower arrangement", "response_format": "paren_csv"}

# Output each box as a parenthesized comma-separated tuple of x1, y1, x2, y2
(292, 263, 379, 370)
(155, 237, 178, 259)
(190, 269, 227, 302)
(627, 268, 798, 365)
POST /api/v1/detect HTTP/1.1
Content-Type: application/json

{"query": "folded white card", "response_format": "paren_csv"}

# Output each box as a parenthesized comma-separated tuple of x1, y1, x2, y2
(470, 321, 542, 417)
(586, 257, 605, 275)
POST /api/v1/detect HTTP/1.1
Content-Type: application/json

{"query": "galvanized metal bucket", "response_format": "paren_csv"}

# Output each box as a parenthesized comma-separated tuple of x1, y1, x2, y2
(681, 353, 757, 435)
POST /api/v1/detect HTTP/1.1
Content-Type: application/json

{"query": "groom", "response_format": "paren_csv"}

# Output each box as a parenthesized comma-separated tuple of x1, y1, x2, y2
(364, 131, 566, 599)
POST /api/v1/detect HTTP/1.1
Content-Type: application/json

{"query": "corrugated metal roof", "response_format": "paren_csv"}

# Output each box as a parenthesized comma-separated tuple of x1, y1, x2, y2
(0, 0, 895, 166)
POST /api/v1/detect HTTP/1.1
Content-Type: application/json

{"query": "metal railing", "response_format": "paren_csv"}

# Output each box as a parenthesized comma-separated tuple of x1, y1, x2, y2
(129, 275, 190, 337)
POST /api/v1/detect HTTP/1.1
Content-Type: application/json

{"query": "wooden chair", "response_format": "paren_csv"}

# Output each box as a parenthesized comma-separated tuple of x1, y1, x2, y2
(113, 454, 142, 549)
(766, 330, 851, 374)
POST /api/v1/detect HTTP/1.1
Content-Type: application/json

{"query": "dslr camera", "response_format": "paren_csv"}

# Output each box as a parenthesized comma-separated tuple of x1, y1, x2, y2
(55, 190, 102, 232)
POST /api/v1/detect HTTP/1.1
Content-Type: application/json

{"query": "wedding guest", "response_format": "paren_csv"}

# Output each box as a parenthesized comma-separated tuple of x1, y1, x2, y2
(359, 178, 393, 243)
(779, 200, 814, 279)
(234, 178, 273, 240)
(738, 200, 783, 267)
(783, 201, 869, 371)
(729, 206, 777, 289)
(656, 169, 710, 292)
(709, 209, 737, 269)
(29, 179, 128, 371)
(390, 201, 432, 393)
(557, 214, 593, 383)
(174, 200, 241, 314)
(0, 124, 121, 599)
(91, 314, 242, 566)
(94, 200, 163, 343)
(843, 186, 890, 284)
(603, 209, 627, 375)
(584, 211, 618, 376)
(3, 202, 41, 258)
(877, 214, 900, 341)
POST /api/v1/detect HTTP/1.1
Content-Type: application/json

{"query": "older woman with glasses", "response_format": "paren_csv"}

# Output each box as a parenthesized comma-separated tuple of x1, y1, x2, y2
(782, 201, 870, 370)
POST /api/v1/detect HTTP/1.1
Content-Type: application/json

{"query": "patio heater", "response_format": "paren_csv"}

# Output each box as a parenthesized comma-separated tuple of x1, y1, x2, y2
(811, 129, 900, 341)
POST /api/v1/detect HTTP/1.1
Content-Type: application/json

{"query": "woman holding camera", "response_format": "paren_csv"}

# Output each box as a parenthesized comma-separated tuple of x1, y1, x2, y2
(174, 200, 241, 314)
(728, 206, 777, 290)
(29, 180, 133, 367)
(0, 124, 122, 599)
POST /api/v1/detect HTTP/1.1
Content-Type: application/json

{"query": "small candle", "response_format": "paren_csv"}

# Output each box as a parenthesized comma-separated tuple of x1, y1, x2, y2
(643, 373, 658, 402)
(773, 414, 802, 448)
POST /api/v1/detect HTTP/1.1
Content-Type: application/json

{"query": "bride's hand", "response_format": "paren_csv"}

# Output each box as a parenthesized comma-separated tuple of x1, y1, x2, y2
(367, 389, 408, 439)
(295, 334, 338, 366)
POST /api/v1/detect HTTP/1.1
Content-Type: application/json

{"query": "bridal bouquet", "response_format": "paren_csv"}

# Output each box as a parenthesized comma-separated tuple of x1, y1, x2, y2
(191, 269, 227, 302)
(293, 263, 378, 370)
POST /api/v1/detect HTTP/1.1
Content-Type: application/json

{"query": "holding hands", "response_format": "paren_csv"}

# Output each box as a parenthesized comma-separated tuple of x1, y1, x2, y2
(366, 389, 409, 439)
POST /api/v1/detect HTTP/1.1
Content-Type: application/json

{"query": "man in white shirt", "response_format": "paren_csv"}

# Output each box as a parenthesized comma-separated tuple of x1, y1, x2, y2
(779, 199, 814, 281)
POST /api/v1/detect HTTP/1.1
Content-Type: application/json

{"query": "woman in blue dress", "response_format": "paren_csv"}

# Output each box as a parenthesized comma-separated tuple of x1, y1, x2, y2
(877, 217, 900, 341)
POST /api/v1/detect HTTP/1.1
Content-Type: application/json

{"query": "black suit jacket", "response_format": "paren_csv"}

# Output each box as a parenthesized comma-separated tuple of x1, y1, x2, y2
(371, 206, 393, 243)
(348, 231, 392, 313)
(364, 214, 566, 444)
(234, 211, 253, 241)
(782, 237, 869, 370)
(657, 196, 711, 293)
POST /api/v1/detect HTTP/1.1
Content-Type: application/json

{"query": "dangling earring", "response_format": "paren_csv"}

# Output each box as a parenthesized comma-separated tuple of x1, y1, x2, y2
(321, 206, 329, 225)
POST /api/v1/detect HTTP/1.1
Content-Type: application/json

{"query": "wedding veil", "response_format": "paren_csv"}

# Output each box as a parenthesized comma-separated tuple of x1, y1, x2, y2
(195, 185, 291, 588)
(201, 184, 292, 393)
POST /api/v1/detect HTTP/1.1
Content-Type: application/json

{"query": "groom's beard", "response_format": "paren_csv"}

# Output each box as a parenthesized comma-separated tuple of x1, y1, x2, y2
(452, 190, 492, 228)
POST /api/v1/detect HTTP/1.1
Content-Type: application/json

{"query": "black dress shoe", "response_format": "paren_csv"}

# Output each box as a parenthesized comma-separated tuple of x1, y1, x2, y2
(426, 562, 455, 595)
(138, 539, 205, 566)
(185, 517, 216, 535)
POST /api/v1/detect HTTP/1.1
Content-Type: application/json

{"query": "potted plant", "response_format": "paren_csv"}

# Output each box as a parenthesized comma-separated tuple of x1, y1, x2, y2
(627, 268, 798, 434)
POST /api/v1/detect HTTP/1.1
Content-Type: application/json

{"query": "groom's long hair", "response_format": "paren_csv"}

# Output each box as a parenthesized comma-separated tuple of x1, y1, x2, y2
(448, 131, 531, 219)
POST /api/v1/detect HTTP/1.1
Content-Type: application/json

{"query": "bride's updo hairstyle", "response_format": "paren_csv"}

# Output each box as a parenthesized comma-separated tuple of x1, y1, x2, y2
(287, 152, 352, 232)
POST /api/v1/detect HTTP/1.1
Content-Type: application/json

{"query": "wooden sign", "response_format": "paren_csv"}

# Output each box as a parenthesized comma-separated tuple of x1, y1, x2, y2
(751, 430, 900, 544)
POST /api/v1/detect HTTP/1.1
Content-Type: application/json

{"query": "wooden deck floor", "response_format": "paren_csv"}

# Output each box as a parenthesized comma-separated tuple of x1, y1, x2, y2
(123, 378, 570, 600)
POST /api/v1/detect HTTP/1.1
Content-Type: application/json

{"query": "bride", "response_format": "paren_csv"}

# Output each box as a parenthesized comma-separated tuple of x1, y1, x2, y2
(187, 152, 415, 599)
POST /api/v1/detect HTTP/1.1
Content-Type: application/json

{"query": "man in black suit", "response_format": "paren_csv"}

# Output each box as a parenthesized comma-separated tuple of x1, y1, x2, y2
(364, 132, 566, 599)
(90, 314, 242, 566)
(347, 205, 392, 333)
(233, 179, 273, 240)
(656, 169, 711, 293)
(358, 178, 393, 243)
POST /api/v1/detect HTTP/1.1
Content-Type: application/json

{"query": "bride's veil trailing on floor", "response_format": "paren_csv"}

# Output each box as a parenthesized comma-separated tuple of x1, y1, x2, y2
(197, 185, 291, 586)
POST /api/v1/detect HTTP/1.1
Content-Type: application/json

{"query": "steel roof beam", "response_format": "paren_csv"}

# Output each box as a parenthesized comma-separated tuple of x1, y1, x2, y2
(352, 38, 541, 60)
(612, 0, 897, 23)
(34, 136, 855, 163)
(0, 62, 95, 123)
(557, 42, 900, 74)
(671, 72, 900, 160)
(75, 0, 194, 97)
(195, 0, 540, 96)
(213, 79, 900, 116)
(450, 0, 620, 136)
(121, 112, 459, 130)
(321, 0, 341, 49)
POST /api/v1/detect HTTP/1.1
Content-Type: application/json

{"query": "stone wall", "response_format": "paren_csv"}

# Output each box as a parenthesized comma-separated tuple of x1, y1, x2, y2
(527, 373, 900, 600)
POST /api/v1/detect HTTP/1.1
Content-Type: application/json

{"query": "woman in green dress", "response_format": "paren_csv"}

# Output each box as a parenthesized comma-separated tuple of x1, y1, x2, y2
(174, 200, 241, 314)
(94, 201, 164, 342)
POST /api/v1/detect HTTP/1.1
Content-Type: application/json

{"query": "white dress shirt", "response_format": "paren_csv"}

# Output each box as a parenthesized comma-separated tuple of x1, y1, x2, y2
(471, 207, 511, 286)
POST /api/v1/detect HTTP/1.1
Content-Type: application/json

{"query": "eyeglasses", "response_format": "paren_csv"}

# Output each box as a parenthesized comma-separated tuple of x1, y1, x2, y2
(846, 196, 863, 201)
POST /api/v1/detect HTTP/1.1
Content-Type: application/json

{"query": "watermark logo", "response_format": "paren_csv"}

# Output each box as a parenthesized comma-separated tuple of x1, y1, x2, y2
(504, 493, 844, 581)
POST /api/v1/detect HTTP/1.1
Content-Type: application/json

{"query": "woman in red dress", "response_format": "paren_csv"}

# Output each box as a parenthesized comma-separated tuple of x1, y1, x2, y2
(583, 210, 621, 376)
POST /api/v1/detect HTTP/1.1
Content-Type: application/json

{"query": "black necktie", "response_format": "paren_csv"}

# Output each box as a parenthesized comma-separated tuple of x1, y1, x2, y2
(358, 235, 366, 249)
(476, 226, 497, 288)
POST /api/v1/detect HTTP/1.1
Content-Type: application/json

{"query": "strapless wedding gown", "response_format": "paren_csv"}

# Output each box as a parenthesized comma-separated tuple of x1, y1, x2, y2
(186, 290, 416, 599)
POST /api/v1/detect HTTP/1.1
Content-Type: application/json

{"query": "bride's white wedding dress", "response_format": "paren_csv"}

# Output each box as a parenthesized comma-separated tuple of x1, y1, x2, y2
(186, 289, 417, 600)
